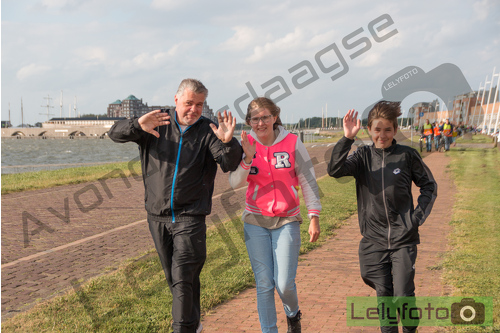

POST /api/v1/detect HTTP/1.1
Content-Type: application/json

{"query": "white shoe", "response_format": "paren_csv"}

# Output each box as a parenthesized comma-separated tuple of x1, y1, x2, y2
(196, 322, 203, 333)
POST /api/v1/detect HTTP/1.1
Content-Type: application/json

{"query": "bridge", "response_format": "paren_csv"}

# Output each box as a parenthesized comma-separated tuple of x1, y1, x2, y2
(1, 126, 111, 138)
(2, 125, 329, 139)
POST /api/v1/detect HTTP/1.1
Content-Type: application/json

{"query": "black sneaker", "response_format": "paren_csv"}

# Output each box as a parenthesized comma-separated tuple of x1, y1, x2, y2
(286, 310, 301, 333)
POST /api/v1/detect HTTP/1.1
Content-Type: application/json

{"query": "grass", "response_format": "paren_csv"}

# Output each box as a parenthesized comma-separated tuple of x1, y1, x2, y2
(454, 133, 496, 144)
(1, 175, 358, 332)
(319, 129, 371, 141)
(1, 160, 142, 194)
(400, 131, 494, 146)
(442, 147, 500, 332)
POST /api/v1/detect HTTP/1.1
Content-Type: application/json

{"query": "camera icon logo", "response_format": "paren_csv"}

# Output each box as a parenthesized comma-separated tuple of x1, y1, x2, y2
(451, 298, 485, 325)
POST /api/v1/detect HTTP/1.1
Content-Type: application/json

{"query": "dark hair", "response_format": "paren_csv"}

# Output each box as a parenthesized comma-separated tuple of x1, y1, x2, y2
(367, 100, 402, 129)
(246, 97, 283, 130)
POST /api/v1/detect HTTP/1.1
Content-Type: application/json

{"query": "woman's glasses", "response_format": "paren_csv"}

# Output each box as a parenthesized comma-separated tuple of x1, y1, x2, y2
(250, 115, 273, 124)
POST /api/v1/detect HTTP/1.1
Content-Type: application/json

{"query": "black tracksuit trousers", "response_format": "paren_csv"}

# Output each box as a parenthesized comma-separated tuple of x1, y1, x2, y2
(359, 239, 418, 333)
(148, 215, 207, 333)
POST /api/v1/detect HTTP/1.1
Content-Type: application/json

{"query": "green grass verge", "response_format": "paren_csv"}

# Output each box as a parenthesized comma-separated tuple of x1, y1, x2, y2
(1, 175, 357, 332)
(454, 133, 494, 144)
(443, 148, 500, 332)
(1, 160, 142, 194)
(318, 129, 371, 141)
(404, 132, 494, 145)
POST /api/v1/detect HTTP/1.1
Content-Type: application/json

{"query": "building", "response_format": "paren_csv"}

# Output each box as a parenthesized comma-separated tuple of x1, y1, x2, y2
(451, 91, 478, 125)
(410, 101, 434, 126)
(1, 116, 126, 138)
(201, 101, 217, 123)
(42, 117, 125, 129)
(106, 95, 218, 123)
(107, 95, 164, 118)
(2, 98, 219, 138)
(410, 100, 441, 126)
(107, 99, 123, 118)
(414, 87, 499, 133)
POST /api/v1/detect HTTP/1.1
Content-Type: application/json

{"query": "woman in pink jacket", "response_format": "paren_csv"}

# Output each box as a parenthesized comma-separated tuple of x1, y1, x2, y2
(229, 97, 321, 333)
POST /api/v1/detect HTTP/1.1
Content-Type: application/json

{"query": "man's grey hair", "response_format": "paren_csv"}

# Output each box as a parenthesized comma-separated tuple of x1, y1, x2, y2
(176, 79, 208, 98)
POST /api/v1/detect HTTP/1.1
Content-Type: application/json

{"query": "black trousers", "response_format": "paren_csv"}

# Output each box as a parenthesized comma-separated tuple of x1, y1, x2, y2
(359, 239, 418, 333)
(148, 215, 207, 333)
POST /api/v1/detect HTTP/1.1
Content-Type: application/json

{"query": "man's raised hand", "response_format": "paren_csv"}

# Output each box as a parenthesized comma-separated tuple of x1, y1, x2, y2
(210, 110, 236, 143)
(343, 109, 361, 140)
(138, 110, 171, 138)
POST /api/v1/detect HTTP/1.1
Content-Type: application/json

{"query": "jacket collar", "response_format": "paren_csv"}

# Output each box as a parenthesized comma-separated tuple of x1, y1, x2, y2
(173, 110, 203, 133)
(371, 139, 398, 154)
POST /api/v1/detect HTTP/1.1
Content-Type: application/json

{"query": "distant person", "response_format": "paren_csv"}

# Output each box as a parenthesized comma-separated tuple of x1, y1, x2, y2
(229, 97, 321, 333)
(452, 126, 458, 146)
(327, 101, 437, 333)
(433, 122, 441, 151)
(421, 119, 433, 152)
(443, 119, 454, 151)
(108, 78, 243, 333)
(458, 122, 464, 137)
(435, 121, 445, 151)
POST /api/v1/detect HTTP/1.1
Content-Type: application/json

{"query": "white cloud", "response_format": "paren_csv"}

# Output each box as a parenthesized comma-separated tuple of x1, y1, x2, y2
(473, 0, 492, 21)
(166, 40, 199, 57)
(219, 26, 260, 51)
(245, 27, 306, 63)
(16, 63, 51, 80)
(150, 0, 189, 11)
(74, 46, 107, 65)
(130, 52, 169, 69)
(306, 30, 340, 50)
(116, 40, 199, 73)
(39, 0, 70, 8)
(357, 52, 382, 67)
(36, 0, 83, 10)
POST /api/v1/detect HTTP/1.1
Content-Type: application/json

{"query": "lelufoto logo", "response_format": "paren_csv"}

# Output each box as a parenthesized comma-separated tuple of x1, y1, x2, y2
(346, 296, 493, 327)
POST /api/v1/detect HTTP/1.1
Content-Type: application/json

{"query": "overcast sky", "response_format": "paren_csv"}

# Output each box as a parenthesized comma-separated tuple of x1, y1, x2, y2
(2, 0, 499, 126)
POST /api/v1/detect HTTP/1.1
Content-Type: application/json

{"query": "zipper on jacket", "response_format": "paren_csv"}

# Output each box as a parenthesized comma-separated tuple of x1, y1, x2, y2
(171, 120, 192, 223)
(381, 150, 391, 249)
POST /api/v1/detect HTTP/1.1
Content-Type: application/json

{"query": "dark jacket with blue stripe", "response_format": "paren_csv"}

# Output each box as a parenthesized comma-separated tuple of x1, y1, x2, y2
(108, 110, 242, 221)
(328, 136, 437, 250)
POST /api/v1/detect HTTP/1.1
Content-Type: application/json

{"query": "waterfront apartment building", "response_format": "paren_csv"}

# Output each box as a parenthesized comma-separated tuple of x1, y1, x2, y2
(414, 86, 499, 133)
(107, 94, 217, 123)
(107, 95, 166, 118)
(409, 101, 438, 122)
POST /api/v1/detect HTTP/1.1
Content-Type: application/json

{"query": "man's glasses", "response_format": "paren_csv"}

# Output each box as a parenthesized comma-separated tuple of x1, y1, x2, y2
(250, 115, 273, 124)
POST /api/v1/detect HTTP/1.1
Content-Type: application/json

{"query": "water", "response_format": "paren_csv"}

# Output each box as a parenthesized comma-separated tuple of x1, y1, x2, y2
(1, 138, 140, 174)
(1, 130, 326, 174)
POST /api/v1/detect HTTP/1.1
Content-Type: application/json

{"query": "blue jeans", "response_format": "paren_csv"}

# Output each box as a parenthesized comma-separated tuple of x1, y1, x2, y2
(426, 135, 433, 151)
(244, 222, 301, 333)
(434, 135, 441, 150)
(444, 136, 452, 151)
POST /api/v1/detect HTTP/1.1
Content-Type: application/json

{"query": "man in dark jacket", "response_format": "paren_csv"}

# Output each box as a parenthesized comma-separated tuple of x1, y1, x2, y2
(108, 79, 242, 333)
(328, 101, 437, 333)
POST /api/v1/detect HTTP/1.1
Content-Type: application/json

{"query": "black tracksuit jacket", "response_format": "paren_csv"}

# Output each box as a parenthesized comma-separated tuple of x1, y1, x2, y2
(328, 136, 437, 250)
(108, 110, 242, 221)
